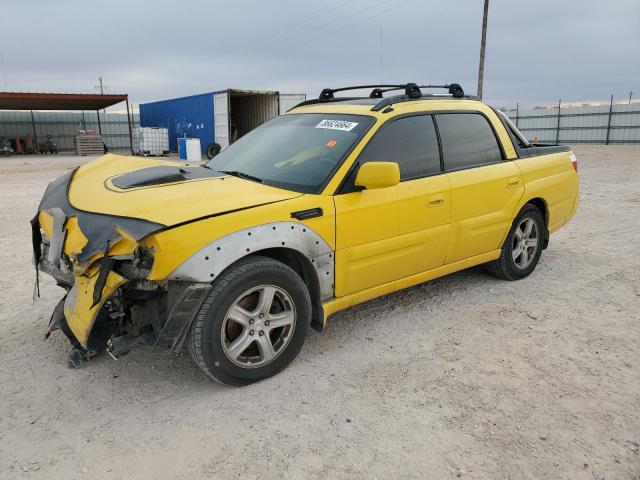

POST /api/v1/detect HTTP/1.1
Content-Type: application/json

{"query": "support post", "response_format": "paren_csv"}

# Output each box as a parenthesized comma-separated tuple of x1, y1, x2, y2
(476, 0, 490, 99)
(126, 96, 134, 154)
(555, 98, 561, 144)
(81, 110, 86, 130)
(606, 94, 614, 145)
(30, 110, 38, 154)
(96, 109, 102, 136)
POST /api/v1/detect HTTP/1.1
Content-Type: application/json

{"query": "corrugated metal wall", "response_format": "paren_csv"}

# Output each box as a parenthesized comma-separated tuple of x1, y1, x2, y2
(503, 103, 640, 144)
(140, 93, 215, 154)
(230, 93, 279, 140)
(0, 110, 139, 151)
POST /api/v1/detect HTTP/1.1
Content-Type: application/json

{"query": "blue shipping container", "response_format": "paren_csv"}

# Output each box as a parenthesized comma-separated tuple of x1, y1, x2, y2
(140, 92, 215, 155)
(140, 90, 305, 155)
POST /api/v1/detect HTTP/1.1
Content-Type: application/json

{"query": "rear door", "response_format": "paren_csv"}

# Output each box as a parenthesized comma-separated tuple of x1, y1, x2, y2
(279, 94, 306, 114)
(334, 114, 451, 297)
(213, 91, 230, 149)
(436, 113, 524, 263)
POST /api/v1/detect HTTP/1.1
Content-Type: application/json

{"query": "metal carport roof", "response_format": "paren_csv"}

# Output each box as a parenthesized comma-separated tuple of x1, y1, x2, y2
(0, 92, 133, 153)
(0, 92, 129, 111)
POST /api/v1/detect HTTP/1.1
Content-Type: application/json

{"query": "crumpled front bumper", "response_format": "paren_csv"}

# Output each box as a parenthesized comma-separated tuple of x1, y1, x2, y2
(32, 169, 166, 348)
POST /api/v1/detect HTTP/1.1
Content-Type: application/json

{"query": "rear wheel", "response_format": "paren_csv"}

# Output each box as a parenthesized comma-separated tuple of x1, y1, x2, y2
(189, 255, 311, 385)
(486, 204, 545, 280)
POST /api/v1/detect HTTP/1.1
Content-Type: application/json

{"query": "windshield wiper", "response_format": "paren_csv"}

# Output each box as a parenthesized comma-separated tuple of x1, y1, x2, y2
(218, 170, 263, 183)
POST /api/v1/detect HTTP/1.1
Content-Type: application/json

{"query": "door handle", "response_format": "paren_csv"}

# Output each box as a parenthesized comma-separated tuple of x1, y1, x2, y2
(507, 177, 520, 188)
(428, 194, 445, 207)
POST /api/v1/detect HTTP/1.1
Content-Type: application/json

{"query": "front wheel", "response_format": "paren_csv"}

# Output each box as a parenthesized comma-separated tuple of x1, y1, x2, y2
(189, 255, 311, 385)
(486, 204, 545, 280)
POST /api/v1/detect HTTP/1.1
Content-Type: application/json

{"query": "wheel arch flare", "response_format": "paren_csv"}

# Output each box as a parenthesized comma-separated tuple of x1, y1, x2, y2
(168, 221, 335, 302)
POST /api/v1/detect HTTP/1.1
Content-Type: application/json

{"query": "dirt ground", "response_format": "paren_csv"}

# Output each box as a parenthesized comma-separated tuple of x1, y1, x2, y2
(0, 146, 638, 480)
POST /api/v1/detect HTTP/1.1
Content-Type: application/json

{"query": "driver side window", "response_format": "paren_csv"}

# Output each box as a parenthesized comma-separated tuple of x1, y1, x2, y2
(357, 115, 442, 181)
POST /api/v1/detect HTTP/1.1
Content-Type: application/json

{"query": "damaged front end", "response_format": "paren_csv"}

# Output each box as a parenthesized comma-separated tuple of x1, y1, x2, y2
(33, 169, 211, 367)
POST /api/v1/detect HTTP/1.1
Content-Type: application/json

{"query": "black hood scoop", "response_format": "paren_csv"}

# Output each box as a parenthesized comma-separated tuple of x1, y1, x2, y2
(111, 165, 224, 189)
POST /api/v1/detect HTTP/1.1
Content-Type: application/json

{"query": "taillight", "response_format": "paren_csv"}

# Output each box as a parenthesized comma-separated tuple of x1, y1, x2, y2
(569, 153, 578, 172)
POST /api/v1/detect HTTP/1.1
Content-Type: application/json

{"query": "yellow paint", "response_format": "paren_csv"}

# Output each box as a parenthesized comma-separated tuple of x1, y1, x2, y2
(513, 152, 579, 232)
(109, 227, 139, 256)
(67, 154, 302, 226)
(38, 211, 54, 239)
(63, 217, 88, 257)
(143, 194, 336, 280)
(38, 95, 578, 344)
(38, 211, 88, 259)
(445, 162, 524, 263)
(64, 269, 126, 347)
(354, 162, 400, 189)
(334, 173, 451, 296)
(324, 250, 501, 319)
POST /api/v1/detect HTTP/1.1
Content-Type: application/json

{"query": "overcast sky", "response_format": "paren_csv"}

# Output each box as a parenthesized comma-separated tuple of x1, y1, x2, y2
(1, 0, 638, 110)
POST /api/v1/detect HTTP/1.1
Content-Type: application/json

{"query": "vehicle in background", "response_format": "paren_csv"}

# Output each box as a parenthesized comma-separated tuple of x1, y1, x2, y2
(39, 134, 58, 154)
(32, 83, 579, 385)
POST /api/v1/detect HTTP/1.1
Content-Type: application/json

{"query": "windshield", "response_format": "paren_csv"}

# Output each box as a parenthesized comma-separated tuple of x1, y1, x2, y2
(206, 113, 375, 193)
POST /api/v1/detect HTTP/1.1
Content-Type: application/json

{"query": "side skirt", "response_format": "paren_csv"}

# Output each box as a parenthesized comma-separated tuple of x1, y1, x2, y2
(322, 249, 501, 321)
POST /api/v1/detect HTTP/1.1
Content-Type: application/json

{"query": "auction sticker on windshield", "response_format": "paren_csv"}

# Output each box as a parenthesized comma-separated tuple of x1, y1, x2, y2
(315, 119, 359, 131)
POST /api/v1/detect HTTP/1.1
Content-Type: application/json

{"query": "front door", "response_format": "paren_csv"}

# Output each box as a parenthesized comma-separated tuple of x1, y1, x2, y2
(334, 114, 451, 297)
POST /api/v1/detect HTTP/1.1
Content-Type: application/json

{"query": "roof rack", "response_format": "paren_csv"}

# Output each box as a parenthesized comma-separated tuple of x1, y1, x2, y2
(290, 83, 477, 112)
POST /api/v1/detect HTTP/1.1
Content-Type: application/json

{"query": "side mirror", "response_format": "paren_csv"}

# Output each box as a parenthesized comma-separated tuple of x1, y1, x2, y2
(354, 162, 400, 190)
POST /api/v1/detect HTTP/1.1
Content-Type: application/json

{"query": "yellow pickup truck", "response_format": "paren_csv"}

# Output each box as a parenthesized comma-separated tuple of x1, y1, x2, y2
(32, 83, 579, 385)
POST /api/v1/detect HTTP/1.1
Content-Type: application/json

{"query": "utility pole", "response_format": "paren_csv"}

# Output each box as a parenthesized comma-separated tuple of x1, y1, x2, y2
(380, 25, 383, 84)
(629, 90, 633, 104)
(95, 76, 109, 114)
(0, 53, 8, 89)
(476, 0, 490, 99)
(96, 76, 106, 95)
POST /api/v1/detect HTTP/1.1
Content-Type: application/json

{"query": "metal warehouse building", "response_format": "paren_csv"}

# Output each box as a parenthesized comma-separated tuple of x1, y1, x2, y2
(140, 89, 305, 155)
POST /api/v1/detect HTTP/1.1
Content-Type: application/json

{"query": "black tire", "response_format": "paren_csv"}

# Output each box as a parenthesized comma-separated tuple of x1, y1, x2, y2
(206, 142, 222, 160)
(486, 204, 545, 281)
(189, 255, 311, 385)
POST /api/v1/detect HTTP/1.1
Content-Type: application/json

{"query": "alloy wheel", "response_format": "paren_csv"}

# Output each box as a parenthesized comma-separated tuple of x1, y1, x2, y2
(511, 217, 539, 269)
(221, 285, 296, 368)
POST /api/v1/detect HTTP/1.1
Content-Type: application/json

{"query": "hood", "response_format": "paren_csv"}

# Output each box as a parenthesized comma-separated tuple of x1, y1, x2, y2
(67, 154, 302, 226)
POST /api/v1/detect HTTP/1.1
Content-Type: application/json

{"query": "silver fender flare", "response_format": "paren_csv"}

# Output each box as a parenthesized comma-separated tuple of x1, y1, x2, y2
(168, 222, 335, 301)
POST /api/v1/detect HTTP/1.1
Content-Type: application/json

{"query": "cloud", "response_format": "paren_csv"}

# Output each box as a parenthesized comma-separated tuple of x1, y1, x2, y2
(1, 0, 638, 109)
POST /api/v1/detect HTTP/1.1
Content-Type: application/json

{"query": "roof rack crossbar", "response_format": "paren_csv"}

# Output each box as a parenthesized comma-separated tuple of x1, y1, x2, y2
(287, 83, 471, 112)
(320, 84, 421, 101)
(318, 83, 464, 101)
(371, 84, 469, 111)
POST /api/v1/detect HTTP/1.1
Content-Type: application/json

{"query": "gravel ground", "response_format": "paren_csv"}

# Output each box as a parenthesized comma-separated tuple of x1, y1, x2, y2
(0, 146, 638, 480)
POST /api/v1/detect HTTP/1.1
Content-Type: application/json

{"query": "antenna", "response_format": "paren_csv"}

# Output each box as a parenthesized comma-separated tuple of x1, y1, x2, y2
(95, 76, 109, 95)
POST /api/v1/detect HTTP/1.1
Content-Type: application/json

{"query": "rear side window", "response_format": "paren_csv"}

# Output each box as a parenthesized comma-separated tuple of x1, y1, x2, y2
(357, 115, 441, 181)
(436, 113, 503, 171)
